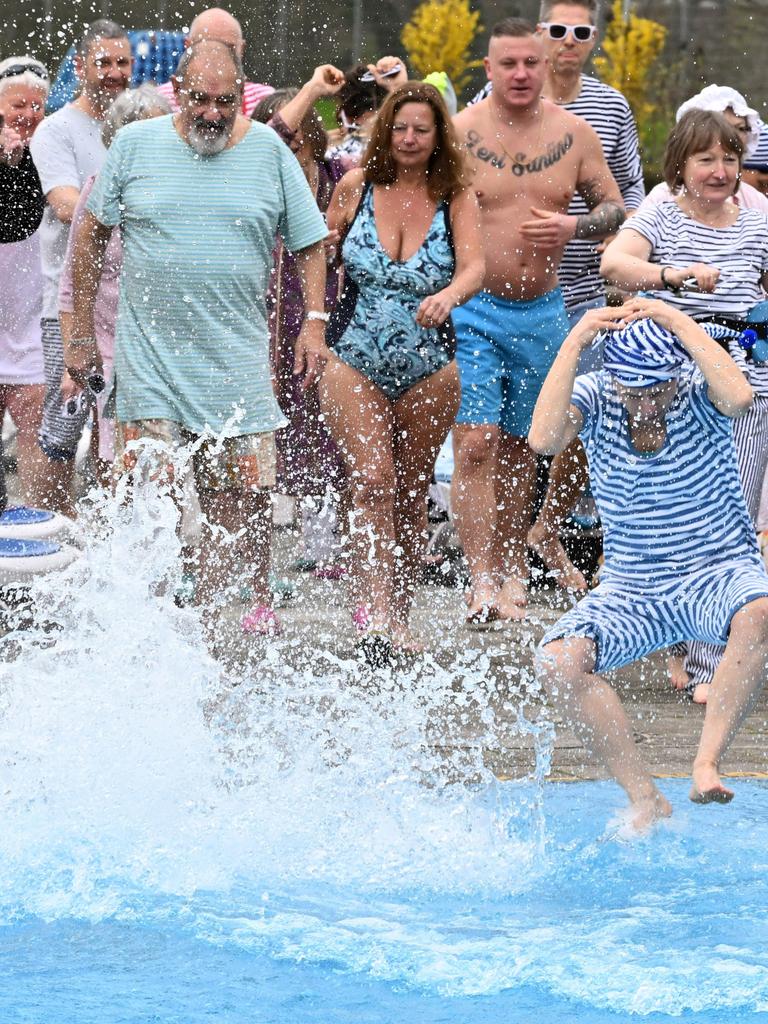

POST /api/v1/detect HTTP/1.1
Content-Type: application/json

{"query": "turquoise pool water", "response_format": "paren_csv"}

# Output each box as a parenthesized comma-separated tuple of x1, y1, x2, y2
(3, 779, 768, 1023)
(1, 478, 766, 1023)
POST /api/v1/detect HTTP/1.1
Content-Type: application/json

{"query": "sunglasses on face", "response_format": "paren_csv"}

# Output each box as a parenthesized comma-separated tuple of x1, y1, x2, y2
(539, 22, 597, 42)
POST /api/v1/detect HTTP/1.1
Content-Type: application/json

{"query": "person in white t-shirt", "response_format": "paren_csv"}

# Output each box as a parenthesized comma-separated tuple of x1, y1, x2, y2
(29, 19, 132, 516)
(155, 8, 272, 116)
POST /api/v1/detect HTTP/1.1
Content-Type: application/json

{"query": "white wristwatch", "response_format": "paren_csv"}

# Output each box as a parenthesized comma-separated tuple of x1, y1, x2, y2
(305, 310, 330, 323)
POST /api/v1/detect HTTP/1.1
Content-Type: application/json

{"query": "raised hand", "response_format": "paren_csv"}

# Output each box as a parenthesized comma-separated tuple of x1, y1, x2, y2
(519, 207, 577, 250)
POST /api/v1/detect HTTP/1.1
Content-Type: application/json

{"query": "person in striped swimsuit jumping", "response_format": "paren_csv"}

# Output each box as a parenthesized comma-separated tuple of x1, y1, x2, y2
(529, 298, 768, 830)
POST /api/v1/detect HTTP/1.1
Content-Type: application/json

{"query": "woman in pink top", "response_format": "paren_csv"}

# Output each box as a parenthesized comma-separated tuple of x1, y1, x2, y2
(58, 85, 170, 472)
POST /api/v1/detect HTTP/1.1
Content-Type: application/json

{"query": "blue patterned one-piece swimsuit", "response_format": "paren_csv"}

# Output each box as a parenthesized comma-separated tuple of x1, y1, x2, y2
(327, 183, 456, 400)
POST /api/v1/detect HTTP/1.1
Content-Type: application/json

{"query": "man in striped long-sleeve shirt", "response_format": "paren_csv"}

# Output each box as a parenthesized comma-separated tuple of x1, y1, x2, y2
(155, 8, 273, 117)
(472, 1, 646, 591)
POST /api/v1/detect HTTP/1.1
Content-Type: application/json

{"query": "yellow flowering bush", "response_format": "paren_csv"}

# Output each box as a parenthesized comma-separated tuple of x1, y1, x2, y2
(401, 0, 483, 97)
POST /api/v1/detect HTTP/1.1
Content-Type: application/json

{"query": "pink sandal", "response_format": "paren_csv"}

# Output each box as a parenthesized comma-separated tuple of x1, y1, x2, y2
(351, 605, 371, 632)
(313, 563, 347, 581)
(241, 605, 283, 637)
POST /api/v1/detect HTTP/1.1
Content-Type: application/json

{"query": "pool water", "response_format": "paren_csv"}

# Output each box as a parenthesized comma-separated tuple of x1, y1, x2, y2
(3, 780, 768, 1023)
(1, 473, 767, 1023)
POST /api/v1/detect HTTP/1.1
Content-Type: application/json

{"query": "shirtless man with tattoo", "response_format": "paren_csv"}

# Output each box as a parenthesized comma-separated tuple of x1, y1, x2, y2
(451, 17, 624, 625)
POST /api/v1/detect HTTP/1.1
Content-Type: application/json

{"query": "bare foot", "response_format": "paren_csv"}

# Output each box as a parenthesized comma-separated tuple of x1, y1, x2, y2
(528, 522, 587, 592)
(390, 623, 425, 654)
(496, 576, 528, 621)
(690, 683, 709, 705)
(630, 789, 673, 831)
(466, 576, 500, 620)
(667, 653, 690, 691)
(690, 761, 734, 804)
(465, 603, 501, 629)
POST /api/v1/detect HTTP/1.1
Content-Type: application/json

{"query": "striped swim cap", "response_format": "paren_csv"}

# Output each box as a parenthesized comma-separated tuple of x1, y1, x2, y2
(603, 318, 739, 388)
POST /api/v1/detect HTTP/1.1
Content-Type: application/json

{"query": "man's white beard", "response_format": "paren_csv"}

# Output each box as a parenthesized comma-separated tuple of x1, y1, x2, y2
(187, 122, 231, 156)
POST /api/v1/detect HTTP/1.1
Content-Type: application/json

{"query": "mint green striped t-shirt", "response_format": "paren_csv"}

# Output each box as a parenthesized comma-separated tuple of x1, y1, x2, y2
(87, 115, 328, 434)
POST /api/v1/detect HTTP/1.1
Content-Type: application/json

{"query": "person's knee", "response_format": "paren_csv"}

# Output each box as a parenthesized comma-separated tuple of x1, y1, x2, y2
(731, 597, 768, 647)
(353, 464, 396, 508)
(534, 637, 594, 698)
(455, 425, 499, 470)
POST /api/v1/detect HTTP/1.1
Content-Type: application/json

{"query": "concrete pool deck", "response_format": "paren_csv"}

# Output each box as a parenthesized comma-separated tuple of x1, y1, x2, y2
(4, 442, 765, 789)
(213, 526, 768, 788)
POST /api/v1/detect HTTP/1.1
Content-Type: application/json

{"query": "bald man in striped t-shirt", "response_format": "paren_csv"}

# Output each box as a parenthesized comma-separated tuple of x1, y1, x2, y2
(530, 298, 768, 831)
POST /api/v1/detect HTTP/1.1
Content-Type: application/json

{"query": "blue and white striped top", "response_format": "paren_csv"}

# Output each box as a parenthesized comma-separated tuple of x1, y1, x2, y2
(620, 200, 768, 395)
(571, 365, 760, 586)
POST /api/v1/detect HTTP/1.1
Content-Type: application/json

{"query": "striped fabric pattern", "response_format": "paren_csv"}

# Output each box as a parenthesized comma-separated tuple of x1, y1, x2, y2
(539, 556, 768, 672)
(602, 319, 739, 388)
(750, 124, 768, 166)
(87, 115, 327, 434)
(684, 395, 768, 685)
(623, 202, 768, 320)
(602, 317, 687, 386)
(155, 79, 274, 116)
(621, 201, 768, 394)
(571, 364, 760, 584)
(470, 75, 645, 310)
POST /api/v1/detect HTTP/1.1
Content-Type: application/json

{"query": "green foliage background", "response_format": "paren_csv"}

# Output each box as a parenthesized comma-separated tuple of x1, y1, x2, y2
(3, 0, 767, 106)
(3, 0, 767, 185)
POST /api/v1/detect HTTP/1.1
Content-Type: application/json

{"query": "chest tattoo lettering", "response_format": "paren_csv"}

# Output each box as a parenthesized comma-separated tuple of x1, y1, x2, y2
(464, 129, 574, 176)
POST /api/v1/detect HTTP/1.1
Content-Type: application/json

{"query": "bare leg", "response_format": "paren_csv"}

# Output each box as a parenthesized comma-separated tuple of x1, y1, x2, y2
(196, 488, 272, 607)
(320, 358, 397, 631)
(527, 439, 589, 592)
(495, 431, 535, 616)
(537, 636, 672, 829)
(35, 452, 76, 518)
(451, 422, 504, 618)
(391, 362, 460, 647)
(3, 385, 53, 507)
(690, 598, 768, 803)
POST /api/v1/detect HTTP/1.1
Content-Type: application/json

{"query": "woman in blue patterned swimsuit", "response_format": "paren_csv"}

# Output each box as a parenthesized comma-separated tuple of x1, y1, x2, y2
(322, 82, 484, 657)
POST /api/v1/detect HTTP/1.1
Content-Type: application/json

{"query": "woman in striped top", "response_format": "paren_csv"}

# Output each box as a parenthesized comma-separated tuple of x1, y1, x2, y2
(601, 109, 768, 704)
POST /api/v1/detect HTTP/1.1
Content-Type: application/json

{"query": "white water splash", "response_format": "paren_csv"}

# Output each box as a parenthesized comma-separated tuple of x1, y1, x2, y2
(0, 455, 549, 929)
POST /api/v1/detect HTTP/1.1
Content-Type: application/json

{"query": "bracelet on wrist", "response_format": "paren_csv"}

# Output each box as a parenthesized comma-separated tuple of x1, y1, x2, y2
(660, 267, 680, 293)
(69, 336, 98, 348)
(305, 310, 330, 323)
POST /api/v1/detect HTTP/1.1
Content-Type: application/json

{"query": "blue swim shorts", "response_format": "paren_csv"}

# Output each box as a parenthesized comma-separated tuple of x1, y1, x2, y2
(453, 287, 570, 437)
(538, 558, 768, 674)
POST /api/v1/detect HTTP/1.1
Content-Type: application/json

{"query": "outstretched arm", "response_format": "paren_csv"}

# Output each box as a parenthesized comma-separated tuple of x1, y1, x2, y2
(620, 297, 753, 418)
(529, 305, 627, 454)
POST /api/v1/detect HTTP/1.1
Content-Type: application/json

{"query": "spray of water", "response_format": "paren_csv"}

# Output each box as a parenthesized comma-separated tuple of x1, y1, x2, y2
(0, 448, 551, 925)
(3, 456, 768, 1017)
